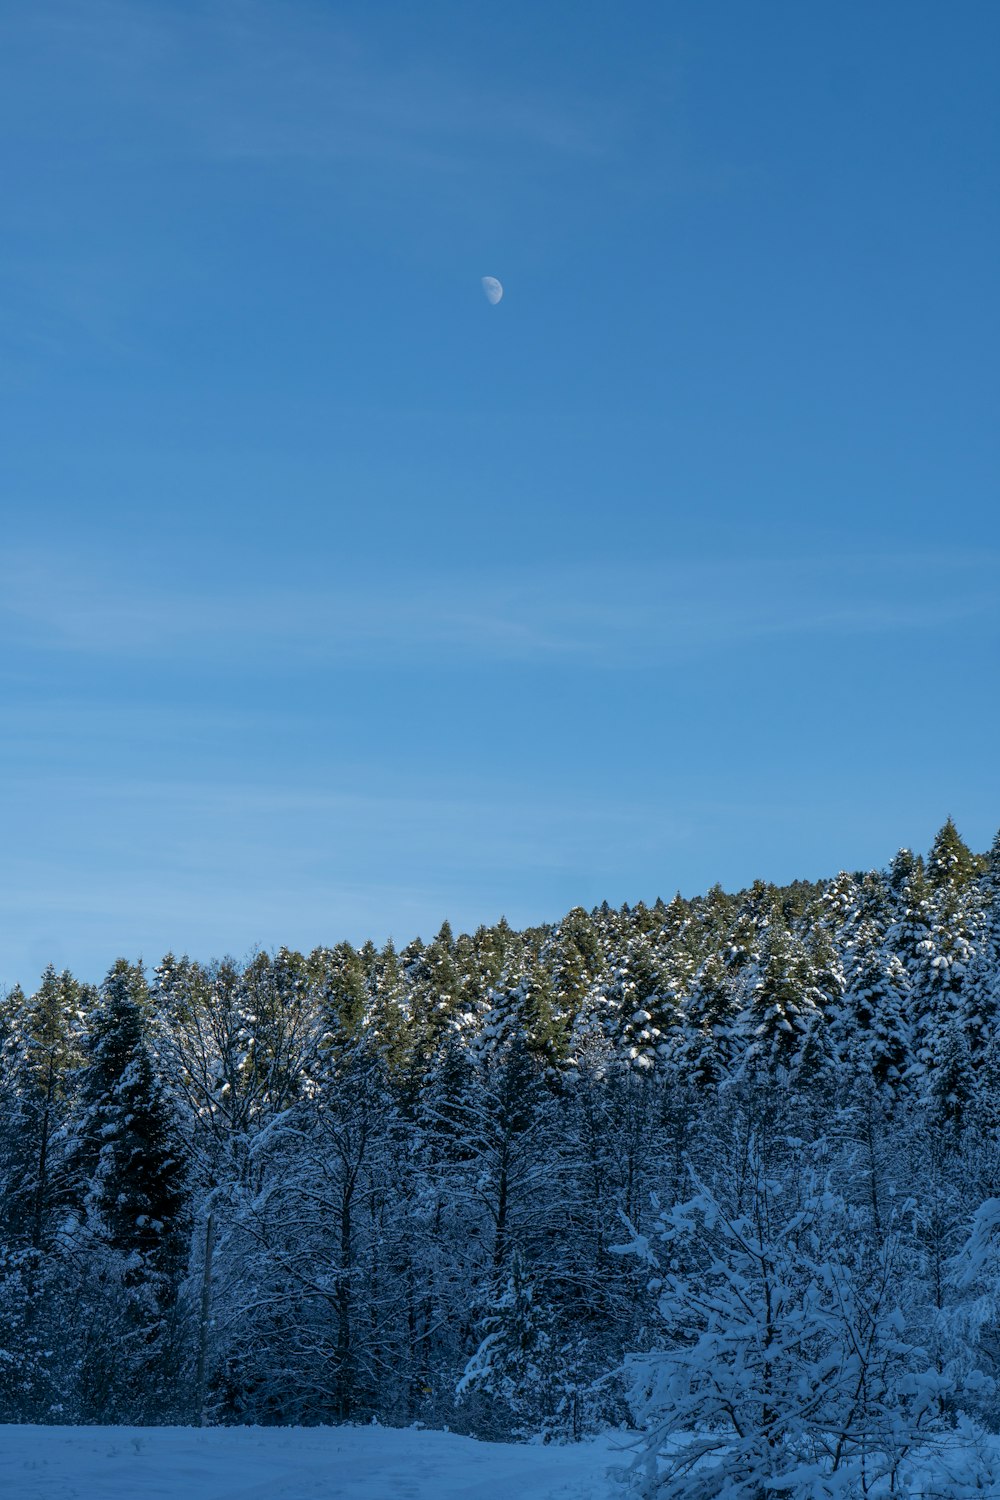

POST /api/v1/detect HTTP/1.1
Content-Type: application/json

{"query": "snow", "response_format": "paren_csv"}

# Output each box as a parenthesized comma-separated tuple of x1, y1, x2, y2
(0, 1423, 624, 1500)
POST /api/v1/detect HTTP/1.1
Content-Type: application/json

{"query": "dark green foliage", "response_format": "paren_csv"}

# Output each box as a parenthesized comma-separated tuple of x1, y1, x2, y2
(928, 816, 978, 889)
(311, 942, 369, 1041)
(746, 921, 821, 1074)
(406, 929, 463, 1072)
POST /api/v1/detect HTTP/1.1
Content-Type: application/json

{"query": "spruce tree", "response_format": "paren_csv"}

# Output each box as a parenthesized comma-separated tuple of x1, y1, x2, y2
(70, 960, 187, 1270)
(367, 938, 409, 1076)
(520, 957, 570, 1067)
(840, 920, 910, 1092)
(744, 921, 821, 1076)
(614, 936, 681, 1073)
(406, 928, 463, 1073)
(927, 817, 977, 891)
(0, 966, 83, 1249)
(678, 952, 739, 1087)
(311, 942, 369, 1047)
(457, 1249, 578, 1439)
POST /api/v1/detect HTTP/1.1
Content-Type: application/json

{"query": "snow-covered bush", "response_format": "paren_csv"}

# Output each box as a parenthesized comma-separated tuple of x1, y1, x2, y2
(947, 1195, 1000, 1431)
(612, 1135, 949, 1499)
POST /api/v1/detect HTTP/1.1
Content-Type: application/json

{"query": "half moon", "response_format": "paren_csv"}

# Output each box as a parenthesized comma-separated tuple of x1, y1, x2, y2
(481, 276, 503, 305)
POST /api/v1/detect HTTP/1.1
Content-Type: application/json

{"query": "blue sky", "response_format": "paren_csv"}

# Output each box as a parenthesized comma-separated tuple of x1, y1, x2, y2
(1, 1, 998, 987)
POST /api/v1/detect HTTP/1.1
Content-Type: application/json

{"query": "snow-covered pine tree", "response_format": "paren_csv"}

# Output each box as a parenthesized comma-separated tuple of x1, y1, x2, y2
(404, 924, 464, 1077)
(68, 960, 187, 1269)
(959, 829, 1000, 1077)
(927, 817, 979, 891)
(839, 920, 910, 1094)
(365, 938, 410, 1077)
(0, 965, 83, 1250)
(59, 960, 189, 1420)
(608, 936, 680, 1074)
(457, 1248, 584, 1439)
(310, 941, 369, 1045)
(675, 952, 739, 1088)
(743, 919, 823, 1078)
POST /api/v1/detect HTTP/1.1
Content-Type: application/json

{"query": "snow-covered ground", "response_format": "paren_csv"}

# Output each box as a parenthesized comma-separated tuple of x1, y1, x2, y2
(0, 1423, 625, 1500)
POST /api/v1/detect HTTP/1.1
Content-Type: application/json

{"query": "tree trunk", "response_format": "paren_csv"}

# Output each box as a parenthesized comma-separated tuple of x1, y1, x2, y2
(195, 1210, 216, 1425)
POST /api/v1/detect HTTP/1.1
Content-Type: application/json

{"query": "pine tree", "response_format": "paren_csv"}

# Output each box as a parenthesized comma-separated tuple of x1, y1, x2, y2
(840, 920, 910, 1093)
(406, 927, 463, 1072)
(53, 962, 190, 1421)
(744, 921, 822, 1076)
(310, 942, 369, 1050)
(617, 936, 681, 1073)
(367, 939, 409, 1076)
(887, 861, 938, 1070)
(70, 960, 187, 1270)
(548, 922, 594, 1030)
(676, 952, 739, 1087)
(926, 1017, 975, 1132)
(820, 870, 861, 934)
(903, 887, 976, 1084)
(927, 817, 978, 891)
(0, 966, 83, 1249)
(457, 1249, 579, 1439)
(887, 846, 921, 896)
(519, 958, 570, 1067)
(722, 881, 774, 981)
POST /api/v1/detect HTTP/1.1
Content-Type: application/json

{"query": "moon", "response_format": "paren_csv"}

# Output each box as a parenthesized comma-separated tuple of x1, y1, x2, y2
(481, 276, 503, 305)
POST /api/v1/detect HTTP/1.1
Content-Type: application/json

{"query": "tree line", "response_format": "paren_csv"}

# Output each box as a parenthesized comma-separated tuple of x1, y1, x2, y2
(2, 819, 1000, 1486)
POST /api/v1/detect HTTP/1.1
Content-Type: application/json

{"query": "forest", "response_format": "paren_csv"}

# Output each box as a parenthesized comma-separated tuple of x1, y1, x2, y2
(3, 818, 1000, 1494)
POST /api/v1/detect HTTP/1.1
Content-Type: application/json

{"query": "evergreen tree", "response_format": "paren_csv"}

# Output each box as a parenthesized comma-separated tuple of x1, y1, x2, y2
(519, 958, 570, 1067)
(887, 862, 938, 1069)
(55, 962, 189, 1421)
(617, 936, 682, 1073)
(927, 817, 978, 890)
(548, 920, 594, 1030)
(744, 921, 822, 1076)
(904, 888, 976, 1081)
(406, 928, 463, 1073)
(840, 920, 910, 1092)
(887, 846, 921, 897)
(820, 869, 861, 933)
(69, 960, 187, 1270)
(457, 1250, 580, 1439)
(676, 952, 739, 1087)
(311, 942, 369, 1049)
(0, 966, 83, 1249)
(367, 939, 409, 1076)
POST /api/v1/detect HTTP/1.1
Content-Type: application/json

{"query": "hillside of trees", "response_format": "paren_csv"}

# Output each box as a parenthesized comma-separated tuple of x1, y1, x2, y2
(3, 819, 1000, 1488)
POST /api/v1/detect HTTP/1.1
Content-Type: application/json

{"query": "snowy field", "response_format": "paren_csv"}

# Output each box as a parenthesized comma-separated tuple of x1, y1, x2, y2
(0, 1423, 624, 1500)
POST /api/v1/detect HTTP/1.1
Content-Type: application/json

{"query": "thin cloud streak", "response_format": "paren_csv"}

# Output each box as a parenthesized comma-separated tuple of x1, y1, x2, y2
(6, 1, 613, 171)
(0, 769, 689, 866)
(1, 551, 997, 668)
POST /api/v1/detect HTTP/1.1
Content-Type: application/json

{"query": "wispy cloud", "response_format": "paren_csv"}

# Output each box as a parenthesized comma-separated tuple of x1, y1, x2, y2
(1, 549, 996, 669)
(5, 1, 613, 172)
(0, 1, 619, 364)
